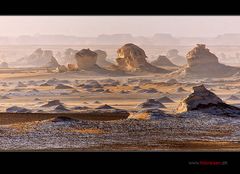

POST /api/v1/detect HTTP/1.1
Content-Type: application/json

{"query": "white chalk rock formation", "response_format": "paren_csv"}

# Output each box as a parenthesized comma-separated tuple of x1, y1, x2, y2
(177, 84, 240, 116)
(184, 44, 240, 77)
(116, 43, 169, 73)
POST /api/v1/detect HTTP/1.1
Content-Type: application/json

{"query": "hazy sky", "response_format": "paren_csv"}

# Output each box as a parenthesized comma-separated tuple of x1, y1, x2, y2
(0, 16, 239, 37)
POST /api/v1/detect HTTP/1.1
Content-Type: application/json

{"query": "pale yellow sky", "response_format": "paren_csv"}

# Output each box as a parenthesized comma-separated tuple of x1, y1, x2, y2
(0, 16, 239, 37)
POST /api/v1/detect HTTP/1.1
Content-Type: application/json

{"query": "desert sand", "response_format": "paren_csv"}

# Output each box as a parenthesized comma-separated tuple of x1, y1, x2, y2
(0, 43, 240, 151)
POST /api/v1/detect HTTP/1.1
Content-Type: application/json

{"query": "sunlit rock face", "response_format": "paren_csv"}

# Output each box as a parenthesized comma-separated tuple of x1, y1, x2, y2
(75, 49, 98, 70)
(177, 85, 240, 116)
(94, 50, 114, 68)
(116, 43, 169, 73)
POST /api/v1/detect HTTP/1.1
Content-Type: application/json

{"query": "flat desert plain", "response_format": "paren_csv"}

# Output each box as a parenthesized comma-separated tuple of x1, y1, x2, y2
(0, 68, 239, 151)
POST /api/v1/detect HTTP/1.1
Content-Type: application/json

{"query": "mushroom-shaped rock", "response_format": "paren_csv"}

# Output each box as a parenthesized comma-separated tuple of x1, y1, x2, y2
(116, 43, 169, 73)
(75, 49, 98, 70)
(183, 44, 240, 77)
(75, 49, 111, 74)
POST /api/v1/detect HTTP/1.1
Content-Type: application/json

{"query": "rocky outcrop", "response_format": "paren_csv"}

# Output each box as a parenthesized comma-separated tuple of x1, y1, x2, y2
(75, 49, 98, 70)
(151, 55, 177, 67)
(75, 49, 112, 74)
(184, 44, 240, 78)
(94, 50, 114, 68)
(60, 48, 78, 65)
(176, 85, 240, 116)
(167, 49, 187, 66)
(16, 48, 58, 67)
(186, 44, 218, 67)
(45, 57, 60, 68)
(116, 43, 169, 73)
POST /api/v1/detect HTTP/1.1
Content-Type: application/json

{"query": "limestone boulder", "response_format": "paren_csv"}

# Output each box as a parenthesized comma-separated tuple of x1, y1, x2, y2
(116, 43, 169, 73)
(75, 49, 98, 70)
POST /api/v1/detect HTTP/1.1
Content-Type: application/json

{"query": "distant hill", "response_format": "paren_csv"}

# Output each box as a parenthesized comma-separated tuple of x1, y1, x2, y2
(2, 33, 240, 45)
